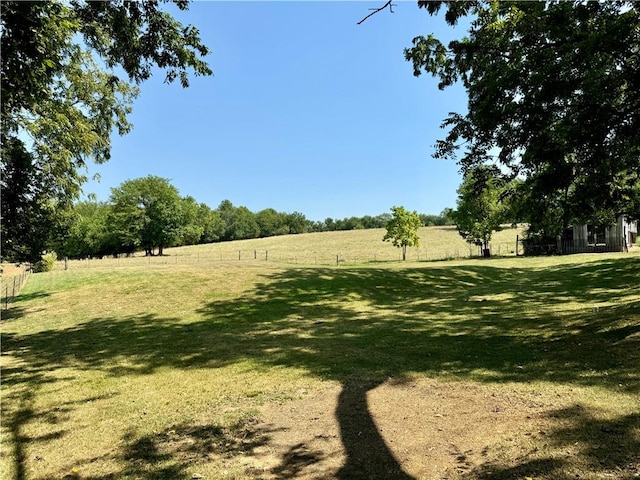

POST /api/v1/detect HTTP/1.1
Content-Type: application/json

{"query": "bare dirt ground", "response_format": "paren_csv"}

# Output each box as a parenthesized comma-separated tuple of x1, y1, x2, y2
(233, 377, 572, 480)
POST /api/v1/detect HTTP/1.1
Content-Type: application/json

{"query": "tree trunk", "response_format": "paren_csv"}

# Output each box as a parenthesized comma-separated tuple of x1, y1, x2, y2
(402, 245, 407, 261)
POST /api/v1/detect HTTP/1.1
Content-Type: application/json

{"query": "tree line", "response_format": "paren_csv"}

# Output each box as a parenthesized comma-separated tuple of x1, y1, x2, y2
(53, 175, 453, 260)
(3, 2, 637, 263)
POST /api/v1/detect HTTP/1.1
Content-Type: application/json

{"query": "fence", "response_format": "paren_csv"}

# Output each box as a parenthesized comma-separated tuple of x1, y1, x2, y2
(1, 264, 31, 310)
(54, 240, 522, 271)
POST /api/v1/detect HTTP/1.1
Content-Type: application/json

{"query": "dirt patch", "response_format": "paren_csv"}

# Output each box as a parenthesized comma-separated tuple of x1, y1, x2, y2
(239, 378, 557, 479)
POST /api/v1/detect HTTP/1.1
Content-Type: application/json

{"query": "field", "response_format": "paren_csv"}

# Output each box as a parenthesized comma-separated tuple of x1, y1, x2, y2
(1, 228, 639, 480)
(54, 225, 526, 270)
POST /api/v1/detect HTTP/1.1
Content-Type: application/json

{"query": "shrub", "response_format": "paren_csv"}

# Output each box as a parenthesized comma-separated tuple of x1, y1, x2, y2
(34, 252, 57, 273)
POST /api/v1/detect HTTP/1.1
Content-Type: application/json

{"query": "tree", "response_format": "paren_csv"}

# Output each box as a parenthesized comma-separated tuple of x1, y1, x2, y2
(0, 137, 63, 261)
(216, 199, 236, 241)
(0, 1, 211, 261)
(452, 165, 507, 257)
(177, 196, 204, 247)
(405, 1, 640, 235)
(109, 176, 185, 256)
(228, 207, 260, 240)
(58, 201, 113, 259)
(197, 204, 225, 244)
(286, 211, 308, 234)
(256, 208, 288, 237)
(383, 206, 423, 261)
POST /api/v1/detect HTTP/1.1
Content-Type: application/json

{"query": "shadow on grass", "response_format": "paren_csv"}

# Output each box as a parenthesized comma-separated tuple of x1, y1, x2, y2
(65, 417, 276, 480)
(1, 290, 51, 323)
(465, 406, 640, 480)
(2, 256, 639, 478)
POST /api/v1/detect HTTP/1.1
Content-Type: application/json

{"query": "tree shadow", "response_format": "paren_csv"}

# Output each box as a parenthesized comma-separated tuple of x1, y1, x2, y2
(1, 290, 50, 322)
(3, 378, 108, 480)
(2, 256, 639, 478)
(335, 379, 415, 479)
(464, 404, 640, 480)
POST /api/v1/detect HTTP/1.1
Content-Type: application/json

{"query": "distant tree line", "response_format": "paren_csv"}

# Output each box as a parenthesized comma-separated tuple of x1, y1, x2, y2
(52, 175, 454, 259)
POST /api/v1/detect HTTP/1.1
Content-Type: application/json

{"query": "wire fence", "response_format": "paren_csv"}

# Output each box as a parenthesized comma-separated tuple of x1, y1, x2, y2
(53, 241, 521, 271)
(1, 264, 32, 310)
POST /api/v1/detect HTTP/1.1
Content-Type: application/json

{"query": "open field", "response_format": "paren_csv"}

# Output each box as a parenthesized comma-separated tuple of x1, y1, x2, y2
(53, 225, 527, 271)
(1, 239, 639, 479)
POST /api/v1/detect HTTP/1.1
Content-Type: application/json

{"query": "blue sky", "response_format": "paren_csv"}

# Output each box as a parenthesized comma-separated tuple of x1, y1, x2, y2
(83, 1, 469, 222)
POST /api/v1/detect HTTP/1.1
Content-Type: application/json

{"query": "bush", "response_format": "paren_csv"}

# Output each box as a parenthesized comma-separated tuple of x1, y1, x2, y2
(34, 252, 57, 272)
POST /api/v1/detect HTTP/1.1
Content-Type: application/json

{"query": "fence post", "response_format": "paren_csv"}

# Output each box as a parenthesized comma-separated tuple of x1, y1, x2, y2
(265, 251, 268, 261)
(336, 255, 339, 266)
(254, 250, 257, 260)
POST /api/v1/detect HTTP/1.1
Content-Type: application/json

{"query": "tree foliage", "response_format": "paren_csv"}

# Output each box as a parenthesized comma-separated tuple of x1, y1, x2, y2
(55, 176, 454, 258)
(0, 0, 211, 261)
(58, 201, 114, 258)
(452, 165, 507, 256)
(383, 206, 423, 260)
(109, 176, 185, 256)
(405, 1, 640, 236)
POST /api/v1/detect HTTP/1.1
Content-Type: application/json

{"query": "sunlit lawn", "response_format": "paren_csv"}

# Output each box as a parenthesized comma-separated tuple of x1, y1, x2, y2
(1, 247, 639, 479)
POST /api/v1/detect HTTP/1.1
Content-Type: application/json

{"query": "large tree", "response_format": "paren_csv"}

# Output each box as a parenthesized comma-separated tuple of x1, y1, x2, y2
(109, 176, 185, 256)
(57, 201, 114, 259)
(452, 165, 507, 257)
(405, 1, 640, 237)
(1, 1, 211, 261)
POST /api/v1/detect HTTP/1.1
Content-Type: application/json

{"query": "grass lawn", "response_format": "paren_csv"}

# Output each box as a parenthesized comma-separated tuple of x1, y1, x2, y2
(1, 240, 639, 479)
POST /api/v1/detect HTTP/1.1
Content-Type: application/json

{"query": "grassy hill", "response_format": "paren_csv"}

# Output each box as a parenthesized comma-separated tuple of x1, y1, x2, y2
(58, 224, 527, 270)
(2, 237, 638, 479)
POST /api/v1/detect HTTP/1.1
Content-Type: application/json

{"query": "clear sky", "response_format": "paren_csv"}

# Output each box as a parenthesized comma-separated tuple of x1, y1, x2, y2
(82, 1, 469, 222)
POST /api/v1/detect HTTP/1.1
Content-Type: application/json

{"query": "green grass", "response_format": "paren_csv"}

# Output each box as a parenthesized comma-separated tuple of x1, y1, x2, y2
(54, 224, 526, 270)
(1, 241, 639, 479)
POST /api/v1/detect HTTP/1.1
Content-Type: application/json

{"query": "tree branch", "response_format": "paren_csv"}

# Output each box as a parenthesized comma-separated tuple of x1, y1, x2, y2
(357, 1, 395, 25)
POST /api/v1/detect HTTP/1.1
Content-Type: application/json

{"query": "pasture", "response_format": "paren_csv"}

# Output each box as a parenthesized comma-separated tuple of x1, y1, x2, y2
(1, 229, 639, 479)
(53, 225, 526, 270)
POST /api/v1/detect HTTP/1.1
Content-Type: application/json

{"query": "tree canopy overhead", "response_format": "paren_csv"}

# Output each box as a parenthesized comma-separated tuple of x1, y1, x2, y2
(1, 0, 212, 261)
(405, 1, 640, 236)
